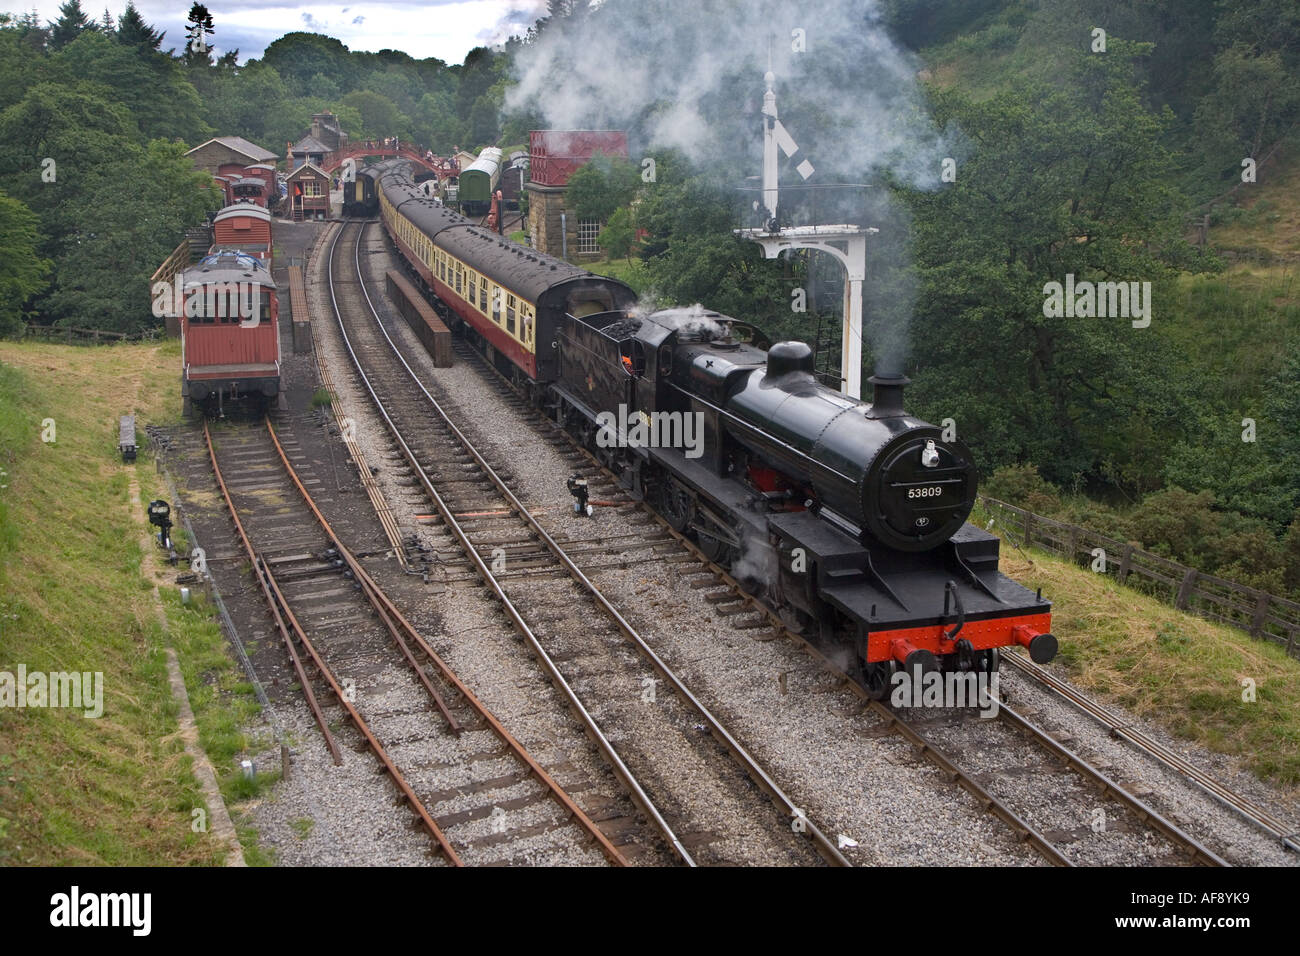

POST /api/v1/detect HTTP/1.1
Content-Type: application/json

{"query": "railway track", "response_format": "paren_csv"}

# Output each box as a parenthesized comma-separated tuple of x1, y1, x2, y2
(327, 219, 846, 866)
(1002, 650, 1300, 854)
(440, 297, 1249, 868)
(203, 416, 625, 866)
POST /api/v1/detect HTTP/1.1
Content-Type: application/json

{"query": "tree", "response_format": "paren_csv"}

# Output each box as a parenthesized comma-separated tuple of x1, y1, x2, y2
(52, 31, 208, 143)
(0, 22, 51, 111)
(44, 139, 219, 332)
(259, 32, 355, 90)
(413, 91, 462, 152)
(115, 1, 163, 51)
(1193, 44, 1300, 182)
(48, 0, 91, 50)
(0, 190, 51, 335)
(204, 61, 287, 144)
(566, 154, 641, 223)
(1, 11, 51, 54)
(902, 42, 1198, 490)
(597, 207, 637, 261)
(182, 2, 213, 65)
(341, 89, 404, 139)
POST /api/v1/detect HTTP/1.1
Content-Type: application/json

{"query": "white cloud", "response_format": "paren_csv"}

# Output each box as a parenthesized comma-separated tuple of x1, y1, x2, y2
(22, 0, 535, 62)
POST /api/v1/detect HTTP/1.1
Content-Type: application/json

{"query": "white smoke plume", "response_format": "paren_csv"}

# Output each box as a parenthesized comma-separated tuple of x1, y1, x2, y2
(640, 303, 729, 339)
(731, 531, 779, 591)
(505, 0, 952, 187)
(505, 0, 957, 378)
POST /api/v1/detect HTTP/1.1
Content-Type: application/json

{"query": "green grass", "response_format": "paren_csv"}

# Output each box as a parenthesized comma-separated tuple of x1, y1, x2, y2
(0, 339, 266, 864)
(1210, 150, 1300, 260)
(310, 387, 332, 407)
(978, 508, 1300, 787)
(1163, 266, 1299, 409)
(585, 256, 651, 293)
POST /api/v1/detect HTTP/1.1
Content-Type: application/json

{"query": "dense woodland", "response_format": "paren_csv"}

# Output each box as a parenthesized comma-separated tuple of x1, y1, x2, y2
(0, 0, 1298, 592)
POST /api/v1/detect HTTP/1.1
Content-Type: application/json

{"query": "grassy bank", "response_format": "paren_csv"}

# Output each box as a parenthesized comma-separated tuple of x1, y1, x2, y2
(0, 340, 267, 864)
(979, 509, 1300, 788)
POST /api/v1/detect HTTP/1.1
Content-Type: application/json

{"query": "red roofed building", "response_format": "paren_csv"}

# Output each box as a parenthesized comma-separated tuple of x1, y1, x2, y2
(525, 130, 629, 261)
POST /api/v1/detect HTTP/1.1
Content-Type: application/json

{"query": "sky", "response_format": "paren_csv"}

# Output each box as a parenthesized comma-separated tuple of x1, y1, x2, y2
(10, 0, 547, 63)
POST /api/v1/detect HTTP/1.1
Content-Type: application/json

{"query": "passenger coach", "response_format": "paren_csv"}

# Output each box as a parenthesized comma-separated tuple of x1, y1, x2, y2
(377, 162, 634, 381)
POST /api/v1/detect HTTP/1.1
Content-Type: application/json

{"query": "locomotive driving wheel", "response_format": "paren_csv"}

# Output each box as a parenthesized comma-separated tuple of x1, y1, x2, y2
(657, 480, 693, 532)
(697, 530, 731, 564)
(862, 660, 897, 701)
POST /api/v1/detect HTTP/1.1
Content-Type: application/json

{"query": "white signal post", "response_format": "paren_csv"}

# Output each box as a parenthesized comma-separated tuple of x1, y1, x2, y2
(736, 71, 875, 399)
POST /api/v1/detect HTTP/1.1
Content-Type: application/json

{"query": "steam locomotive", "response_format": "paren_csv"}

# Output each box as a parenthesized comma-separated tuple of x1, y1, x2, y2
(368, 160, 1055, 697)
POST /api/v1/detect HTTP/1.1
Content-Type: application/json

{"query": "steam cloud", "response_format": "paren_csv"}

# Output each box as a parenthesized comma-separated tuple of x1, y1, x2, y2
(505, 0, 957, 377)
(506, 0, 950, 185)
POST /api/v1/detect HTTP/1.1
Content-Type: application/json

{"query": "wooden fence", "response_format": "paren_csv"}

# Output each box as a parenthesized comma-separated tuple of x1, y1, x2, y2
(17, 325, 158, 344)
(975, 496, 1300, 660)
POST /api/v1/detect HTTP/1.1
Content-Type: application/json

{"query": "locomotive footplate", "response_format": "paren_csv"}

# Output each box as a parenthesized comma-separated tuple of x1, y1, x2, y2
(767, 511, 1055, 666)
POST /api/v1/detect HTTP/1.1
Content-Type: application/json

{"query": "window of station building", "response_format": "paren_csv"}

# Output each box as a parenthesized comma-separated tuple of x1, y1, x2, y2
(577, 219, 601, 255)
(506, 294, 516, 335)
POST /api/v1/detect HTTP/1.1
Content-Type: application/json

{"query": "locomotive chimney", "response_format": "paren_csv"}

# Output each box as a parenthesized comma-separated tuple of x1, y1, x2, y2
(865, 373, 910, 419)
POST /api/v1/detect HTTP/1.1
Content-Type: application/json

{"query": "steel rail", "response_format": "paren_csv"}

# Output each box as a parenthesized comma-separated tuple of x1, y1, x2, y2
(262, 417, 628, 867)
(464, 347, 1232, 867)
(202, 421, 341, 764)
(993, 696, 1228, 866)
(1003, 650, 1299, 854)
(335, 220, 851, 865)
(204, 421, 461, 863)
(327, 219, 685, 864)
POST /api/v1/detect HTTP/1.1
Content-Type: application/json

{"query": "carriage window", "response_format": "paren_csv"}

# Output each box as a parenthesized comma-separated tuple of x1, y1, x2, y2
(491, 287, 501, 324)
(455, 263, 463, 295)
(506, 294, 516, 335)
(658, 345, 673, 375)
(479, 277, 488, 313)
(468, 273, 477, 307)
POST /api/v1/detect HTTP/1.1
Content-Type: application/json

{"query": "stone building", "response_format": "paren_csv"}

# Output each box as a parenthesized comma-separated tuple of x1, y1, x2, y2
(185, 136, 278, 176)
(524, 130, 628, 262)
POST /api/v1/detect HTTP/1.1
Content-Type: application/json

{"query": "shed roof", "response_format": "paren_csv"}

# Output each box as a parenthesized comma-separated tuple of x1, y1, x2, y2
(291, 136, 331, 154)
(187, 136, 278, 163)
(286, 162, 330, 181)
(214, 204, 271, 223)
